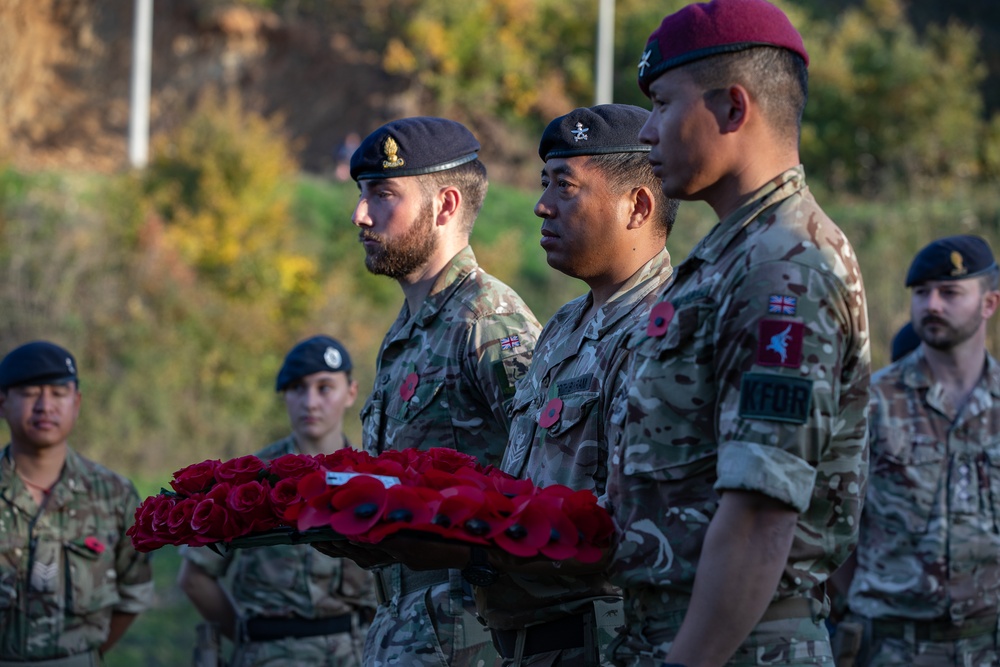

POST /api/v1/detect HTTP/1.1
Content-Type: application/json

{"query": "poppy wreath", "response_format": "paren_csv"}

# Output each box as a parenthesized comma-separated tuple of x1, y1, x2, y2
(127, 447, 615, 563)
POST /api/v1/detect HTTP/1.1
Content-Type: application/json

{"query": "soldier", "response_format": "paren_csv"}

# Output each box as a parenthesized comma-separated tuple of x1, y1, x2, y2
(605, 1, 871, 665)
(177, 335, 376, 667)
(381, 105, 679, 666)
(483, 104, 677, 666)
(0, 340, 153, 666)
(836, 236, 1000, 666)
(346, 117, 540, 667)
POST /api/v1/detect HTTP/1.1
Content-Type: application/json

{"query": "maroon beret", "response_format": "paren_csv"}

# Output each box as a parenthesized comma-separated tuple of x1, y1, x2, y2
(637, 0, 809, 96)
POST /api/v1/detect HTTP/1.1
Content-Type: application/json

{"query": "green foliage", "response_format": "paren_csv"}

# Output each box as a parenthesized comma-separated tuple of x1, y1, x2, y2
(145, 91, 316, 317)
(802, 0, 988, 194)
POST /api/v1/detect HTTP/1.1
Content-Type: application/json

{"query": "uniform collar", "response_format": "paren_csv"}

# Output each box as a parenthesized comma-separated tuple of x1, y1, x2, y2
(0, 445, 88, 507)
(899, 346, 1000, 395)
(580, 247, 673, 340)
(691, 166, 808, 265)
(398, 245, 480, 331)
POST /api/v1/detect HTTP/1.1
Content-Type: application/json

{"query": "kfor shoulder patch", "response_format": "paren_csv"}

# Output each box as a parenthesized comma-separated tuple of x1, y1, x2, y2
(739, 373, 812, 424)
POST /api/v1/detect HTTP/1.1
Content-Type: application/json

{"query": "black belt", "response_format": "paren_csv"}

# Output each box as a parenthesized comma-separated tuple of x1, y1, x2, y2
(245, 614, 354, 641)
(373, 566, 451, 605)
(871, 614, 998, 642)
(491, 612, 587, 658)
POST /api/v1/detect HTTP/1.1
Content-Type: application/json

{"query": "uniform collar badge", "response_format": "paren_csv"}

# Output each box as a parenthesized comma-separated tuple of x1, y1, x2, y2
(951, 250, 968, 277)
(381, 135, 405, 169)
(571, 122, 589, 142)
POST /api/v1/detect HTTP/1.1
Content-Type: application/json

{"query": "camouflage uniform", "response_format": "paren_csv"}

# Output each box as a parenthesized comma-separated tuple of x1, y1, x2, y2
(606, 167, 870, 666)
(362, 245, 540, 667)
(0, 446, 153, 663)
(182, 436, 376, 667)
(846, 347, 1000, 667)
(478, 249, 672, 667)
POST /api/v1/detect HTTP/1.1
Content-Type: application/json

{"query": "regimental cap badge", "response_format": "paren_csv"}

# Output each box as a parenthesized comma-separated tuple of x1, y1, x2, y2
(905, 234, 996, 287)
(323, 346, 343, 370)
(65, 357, 76, 375)
(382, 135, 405, 169)
(571, 122, 589, 142)
(950, 250, 967, 277)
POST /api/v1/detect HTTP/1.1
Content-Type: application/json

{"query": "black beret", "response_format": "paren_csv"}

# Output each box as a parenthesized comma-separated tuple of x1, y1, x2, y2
(890, 322, 920, 363)
(0, 341, 78, 390)
(350, 117, 481, 181)
(276, 336, 353, 391)
(538, 104, 651, 161)
(905, 235, 997, 287)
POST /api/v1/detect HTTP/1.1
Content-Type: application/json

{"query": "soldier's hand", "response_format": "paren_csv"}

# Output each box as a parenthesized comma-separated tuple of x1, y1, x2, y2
(377, 535, 470, 571)
(311, 540, 397, 569)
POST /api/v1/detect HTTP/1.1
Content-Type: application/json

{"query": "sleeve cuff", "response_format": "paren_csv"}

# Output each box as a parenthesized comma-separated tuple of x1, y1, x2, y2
(115, 580, 155, 614)
(716, 441, 817, 513)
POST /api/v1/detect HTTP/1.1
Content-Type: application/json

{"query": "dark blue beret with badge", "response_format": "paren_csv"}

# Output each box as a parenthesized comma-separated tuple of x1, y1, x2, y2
(276, 335, 353, 391)
(905, 235, 997, 287)
(0, 340, 78, 390)
(538, 104, 651, 161)
(350, 117, 481, 181)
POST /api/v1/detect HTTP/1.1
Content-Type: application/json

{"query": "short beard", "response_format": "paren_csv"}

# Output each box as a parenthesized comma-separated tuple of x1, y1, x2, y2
(916, 312, 982, 351)
(360, 200, 437, 279)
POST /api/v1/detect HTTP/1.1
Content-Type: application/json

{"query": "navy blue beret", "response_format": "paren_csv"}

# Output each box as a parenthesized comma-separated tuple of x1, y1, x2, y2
(905, 235, 997, 287)
(890, 322, 920, 363)
(350, 117, 481, 181)
(0, 341, 78, 390)
(538, 104, 651, 161)
(276, 336, 353, 391)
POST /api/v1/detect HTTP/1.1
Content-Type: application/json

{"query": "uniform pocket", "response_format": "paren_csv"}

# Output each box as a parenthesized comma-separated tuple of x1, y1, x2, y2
(622, 299, 717, 482)
(869, 428, 944, 534)
(64, 540, 119, 614)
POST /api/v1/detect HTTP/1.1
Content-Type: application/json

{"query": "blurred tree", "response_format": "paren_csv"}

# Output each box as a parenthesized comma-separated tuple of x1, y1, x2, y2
(144, 90, 317, 319)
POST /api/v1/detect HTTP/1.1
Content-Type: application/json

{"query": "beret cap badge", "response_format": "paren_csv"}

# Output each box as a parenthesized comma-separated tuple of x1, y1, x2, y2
(381, 136, 405, 170)
(950, 251, 967, 277)
(323, 346, 343, 370)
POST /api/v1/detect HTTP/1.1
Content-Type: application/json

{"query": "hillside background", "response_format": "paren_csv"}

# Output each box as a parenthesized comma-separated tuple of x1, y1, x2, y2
(1, 2, 1000, 662)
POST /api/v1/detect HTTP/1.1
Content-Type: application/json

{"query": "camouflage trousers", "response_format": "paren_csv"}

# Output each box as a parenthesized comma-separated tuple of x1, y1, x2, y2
(610, 608, 834, 666)
(492, 599, 623, 667)
(230, 631, 366, 667)
(363, 571, 500, 667)
(863, 634, 998, 666)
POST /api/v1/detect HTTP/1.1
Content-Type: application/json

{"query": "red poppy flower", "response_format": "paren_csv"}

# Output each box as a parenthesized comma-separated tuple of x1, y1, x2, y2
(489, 474, 536, 498)
(423, 485, 484, 539)
(400, 372, 419, 401)
(538, 398, 563, 429)
(538, 498, 580, 560)
(83, 536, 106, 554)
(647, 301, 675, 337)
(296, 470, 339, 531)
(366, 485, 440, 542)
(492, 496, 554, 557)
(327, 475, 389, 537)
(561, 490, 615, 563)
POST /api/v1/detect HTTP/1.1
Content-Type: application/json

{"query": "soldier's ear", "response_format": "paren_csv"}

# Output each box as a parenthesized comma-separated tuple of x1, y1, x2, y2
(981, 288, 1000, 320)
(625, 186, 654, 230)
